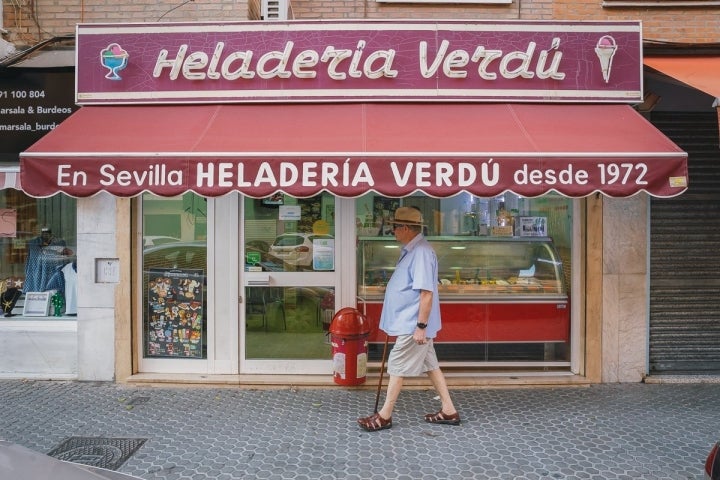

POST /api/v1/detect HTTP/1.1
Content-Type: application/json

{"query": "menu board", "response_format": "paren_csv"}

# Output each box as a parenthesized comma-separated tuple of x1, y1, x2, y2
(146, 268, 204, 358)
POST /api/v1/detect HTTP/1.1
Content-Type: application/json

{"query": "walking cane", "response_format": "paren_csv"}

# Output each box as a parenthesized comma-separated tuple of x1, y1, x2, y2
(373, 333, 390, 414)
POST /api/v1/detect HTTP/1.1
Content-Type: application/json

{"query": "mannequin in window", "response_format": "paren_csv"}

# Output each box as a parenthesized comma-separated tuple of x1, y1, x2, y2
(45, 261, 78, 316)
(23, 227, 71, 293)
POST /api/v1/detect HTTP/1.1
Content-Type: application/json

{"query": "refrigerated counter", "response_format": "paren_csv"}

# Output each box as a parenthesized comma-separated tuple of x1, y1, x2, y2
(356, 236, 569, 346)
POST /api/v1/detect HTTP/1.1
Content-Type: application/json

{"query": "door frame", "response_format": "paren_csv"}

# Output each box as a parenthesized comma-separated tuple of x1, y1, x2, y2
(238, 196, 355, 375)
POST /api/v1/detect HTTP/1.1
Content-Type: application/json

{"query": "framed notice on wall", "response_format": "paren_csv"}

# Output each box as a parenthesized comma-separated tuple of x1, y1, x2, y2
(518, 217, 548, 237)
(0, 209, 17, 238)
(23, 292, 52, 316)
(145, 268, 204, 358)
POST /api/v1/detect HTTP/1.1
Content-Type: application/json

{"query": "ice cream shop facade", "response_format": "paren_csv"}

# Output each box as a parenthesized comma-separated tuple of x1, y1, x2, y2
(16, 20, 687, 384)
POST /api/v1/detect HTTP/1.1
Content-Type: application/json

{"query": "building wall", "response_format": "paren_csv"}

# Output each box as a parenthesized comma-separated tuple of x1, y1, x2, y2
(603, 196, 649, 382)
(76, 193, 119, 381)
(0, 320, 77, 379)
(2, 0, 250, 46)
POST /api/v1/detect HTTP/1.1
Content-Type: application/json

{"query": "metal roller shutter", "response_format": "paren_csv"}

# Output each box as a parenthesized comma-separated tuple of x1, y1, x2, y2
(649, 111, 720, 374)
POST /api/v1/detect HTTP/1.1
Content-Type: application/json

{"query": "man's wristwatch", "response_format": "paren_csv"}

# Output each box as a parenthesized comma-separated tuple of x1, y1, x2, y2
(416, 322, 428, 329)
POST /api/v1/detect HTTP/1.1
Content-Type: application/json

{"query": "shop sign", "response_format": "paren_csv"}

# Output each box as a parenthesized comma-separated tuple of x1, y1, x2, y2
(76, 20, 642, 104)
(23, 155, 688, 199)
(0, 70, 76, 162)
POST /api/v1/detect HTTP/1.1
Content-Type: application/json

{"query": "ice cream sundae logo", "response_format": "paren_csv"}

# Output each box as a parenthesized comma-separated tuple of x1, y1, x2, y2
(594, 35, 617, 84)
(100, 43, 129, 81)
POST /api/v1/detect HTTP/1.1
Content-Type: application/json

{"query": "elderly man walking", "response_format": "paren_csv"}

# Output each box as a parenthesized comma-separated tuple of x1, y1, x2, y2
(357, 207, 460, 432)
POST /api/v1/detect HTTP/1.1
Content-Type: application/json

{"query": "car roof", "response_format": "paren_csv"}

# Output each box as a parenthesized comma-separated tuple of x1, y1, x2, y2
(144, 241, 205, 250)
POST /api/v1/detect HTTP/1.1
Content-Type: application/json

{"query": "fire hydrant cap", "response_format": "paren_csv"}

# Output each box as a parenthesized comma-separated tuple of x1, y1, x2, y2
(329, 307, 370, 337)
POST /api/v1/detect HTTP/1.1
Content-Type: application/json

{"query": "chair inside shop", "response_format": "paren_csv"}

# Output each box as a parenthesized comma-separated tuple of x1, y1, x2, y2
(246, 287, 286, 332)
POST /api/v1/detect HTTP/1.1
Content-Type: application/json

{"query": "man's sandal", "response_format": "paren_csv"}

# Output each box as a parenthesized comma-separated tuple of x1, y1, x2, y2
(424, 410, 461, 425)
(357, 412, 392, 431)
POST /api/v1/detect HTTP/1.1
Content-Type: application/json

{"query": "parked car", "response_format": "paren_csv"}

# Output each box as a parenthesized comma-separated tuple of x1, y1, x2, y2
(0, 440, 145, 480)
(143, 241, 207, 272)
(144, 240, 273, 271)
(706, 441, 720, 480)
(268, 233, 333, 268)
(143, 235, 181, 248)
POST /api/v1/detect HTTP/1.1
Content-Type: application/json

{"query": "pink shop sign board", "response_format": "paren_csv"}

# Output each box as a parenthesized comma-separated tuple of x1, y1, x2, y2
(76, 20, 643, 105)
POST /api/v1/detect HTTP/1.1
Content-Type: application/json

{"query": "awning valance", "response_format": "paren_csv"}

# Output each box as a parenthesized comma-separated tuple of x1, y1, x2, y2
(20, 103, 688, 199)
(0, 167, 21, 191)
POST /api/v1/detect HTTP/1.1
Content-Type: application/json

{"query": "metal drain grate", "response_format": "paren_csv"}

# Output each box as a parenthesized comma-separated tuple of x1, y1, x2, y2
(47, 437, 147, 470)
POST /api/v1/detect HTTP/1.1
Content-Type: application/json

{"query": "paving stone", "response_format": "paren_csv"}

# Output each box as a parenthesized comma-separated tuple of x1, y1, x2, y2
(0, 381, 719, 479)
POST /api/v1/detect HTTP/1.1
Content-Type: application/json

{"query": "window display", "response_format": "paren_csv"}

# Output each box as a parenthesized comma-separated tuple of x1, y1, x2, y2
(0, 190, 76, 317)
(355, 192, 573, 364)
(23, 227, 74, 293)
(358, 236, 566, 300)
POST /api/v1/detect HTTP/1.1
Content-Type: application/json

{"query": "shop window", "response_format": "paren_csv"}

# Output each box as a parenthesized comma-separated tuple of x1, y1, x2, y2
(0, 190, 76, 318)
(356, 192, 573, 365)
(244, 194, 335, 273)
(141, 193, 207, 359)
(244, 286, 335, 359)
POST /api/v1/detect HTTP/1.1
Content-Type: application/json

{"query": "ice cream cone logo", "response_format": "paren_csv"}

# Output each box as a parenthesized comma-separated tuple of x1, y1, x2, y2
(595, 35, 617, 84)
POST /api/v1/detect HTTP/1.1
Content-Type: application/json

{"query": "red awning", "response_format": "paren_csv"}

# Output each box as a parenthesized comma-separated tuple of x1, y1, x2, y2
(644, 56, 720, 101)
(644, 56, 720, 141)
(20, 103, 688, 199)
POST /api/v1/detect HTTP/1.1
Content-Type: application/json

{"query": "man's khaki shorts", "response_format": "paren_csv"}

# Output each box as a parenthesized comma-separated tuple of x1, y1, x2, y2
(386, 334, 440, 377)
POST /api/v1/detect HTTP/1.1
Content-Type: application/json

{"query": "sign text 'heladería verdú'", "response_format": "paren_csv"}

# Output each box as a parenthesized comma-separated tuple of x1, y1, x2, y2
(151, 38, 566, 83)
(47, 156, 681, 199)
(76, 20, 643, 104)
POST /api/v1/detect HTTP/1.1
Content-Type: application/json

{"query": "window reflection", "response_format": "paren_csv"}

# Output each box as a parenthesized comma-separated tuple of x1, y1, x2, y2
(245, 286, 334, 360)
(244, 195, 335, 272)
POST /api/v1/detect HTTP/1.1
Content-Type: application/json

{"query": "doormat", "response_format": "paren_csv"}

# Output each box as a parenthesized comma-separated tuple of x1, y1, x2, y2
(47, 437, 147, 470)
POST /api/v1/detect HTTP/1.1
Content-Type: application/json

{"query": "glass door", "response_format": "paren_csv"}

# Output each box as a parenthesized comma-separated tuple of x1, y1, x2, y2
(240, 193, 340, 374)
(138, 192, 210, 374)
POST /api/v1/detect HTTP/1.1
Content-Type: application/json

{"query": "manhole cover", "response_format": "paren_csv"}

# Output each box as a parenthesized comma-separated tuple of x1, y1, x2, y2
(47, 437, 147, 470)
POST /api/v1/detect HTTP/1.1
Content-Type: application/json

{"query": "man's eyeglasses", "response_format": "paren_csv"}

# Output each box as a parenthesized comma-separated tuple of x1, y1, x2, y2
(391, 224, 407, 231)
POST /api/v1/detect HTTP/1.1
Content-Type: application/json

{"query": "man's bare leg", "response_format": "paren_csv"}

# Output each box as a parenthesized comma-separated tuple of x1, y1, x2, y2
(378, 374, 404, 420)
(427, 368, 457, 415)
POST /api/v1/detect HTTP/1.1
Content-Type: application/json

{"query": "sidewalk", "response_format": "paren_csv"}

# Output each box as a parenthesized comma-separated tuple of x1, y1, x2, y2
(1, 379, 718, 479)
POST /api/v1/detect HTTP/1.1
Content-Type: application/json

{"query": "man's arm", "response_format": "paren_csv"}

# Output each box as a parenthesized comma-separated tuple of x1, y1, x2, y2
(414, 289, 432, 342)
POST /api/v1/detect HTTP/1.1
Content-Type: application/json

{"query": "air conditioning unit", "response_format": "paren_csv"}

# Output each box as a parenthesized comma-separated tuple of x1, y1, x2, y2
(262, 0, 290, 20)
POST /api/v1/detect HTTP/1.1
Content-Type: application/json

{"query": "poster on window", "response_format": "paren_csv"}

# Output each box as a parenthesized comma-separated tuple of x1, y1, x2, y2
(146, 268, 204, 358)
(0, 209, 17, 238)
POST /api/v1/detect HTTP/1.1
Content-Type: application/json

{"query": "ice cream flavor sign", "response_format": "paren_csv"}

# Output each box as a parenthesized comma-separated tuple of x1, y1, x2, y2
(76, 20, 643, 104)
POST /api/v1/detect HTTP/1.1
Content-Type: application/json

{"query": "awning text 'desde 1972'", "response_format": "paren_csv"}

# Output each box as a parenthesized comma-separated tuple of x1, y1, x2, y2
(20, 103, 688, 199)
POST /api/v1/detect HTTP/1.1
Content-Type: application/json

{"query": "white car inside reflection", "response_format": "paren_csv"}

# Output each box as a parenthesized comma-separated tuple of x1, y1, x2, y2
(268, 233, 333, 268)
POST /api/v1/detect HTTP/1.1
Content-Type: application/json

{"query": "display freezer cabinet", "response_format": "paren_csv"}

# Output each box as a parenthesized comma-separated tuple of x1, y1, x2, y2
(356, 236, 569, 346)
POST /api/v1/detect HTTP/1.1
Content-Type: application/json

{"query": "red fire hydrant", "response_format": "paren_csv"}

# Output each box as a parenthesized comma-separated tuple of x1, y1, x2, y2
(329, 307, 370, 386)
